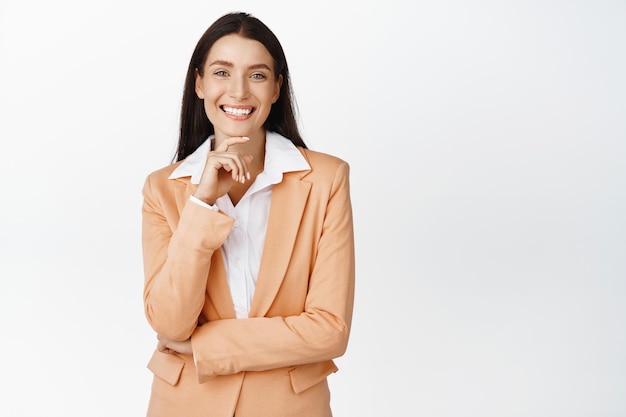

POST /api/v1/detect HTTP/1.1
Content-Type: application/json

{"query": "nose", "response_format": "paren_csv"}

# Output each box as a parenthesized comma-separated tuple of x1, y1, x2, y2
(228, 76, 249, 100)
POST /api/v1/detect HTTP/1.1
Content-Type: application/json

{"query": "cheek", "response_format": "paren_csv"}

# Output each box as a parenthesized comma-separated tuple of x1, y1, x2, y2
(204, 102, 219, 123)
(201, 97, 220, 123)
(201, 86, 221, 111)
(199, 78, 221, 100)
(262, 85, 280, 106)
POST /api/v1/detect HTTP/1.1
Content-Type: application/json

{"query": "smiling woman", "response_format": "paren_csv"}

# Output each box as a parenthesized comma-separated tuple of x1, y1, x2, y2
(140, 11, 355, 417)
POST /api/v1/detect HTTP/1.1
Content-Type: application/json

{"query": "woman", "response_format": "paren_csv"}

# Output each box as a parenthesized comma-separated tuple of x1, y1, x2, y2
(141, 12, 355, 417)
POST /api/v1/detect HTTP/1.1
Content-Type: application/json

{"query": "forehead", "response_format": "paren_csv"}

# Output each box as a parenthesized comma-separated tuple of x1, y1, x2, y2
(206, 34, 274, 68)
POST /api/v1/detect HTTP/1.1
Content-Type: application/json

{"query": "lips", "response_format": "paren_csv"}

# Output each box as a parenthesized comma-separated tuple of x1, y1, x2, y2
(221, 105, 254, 116)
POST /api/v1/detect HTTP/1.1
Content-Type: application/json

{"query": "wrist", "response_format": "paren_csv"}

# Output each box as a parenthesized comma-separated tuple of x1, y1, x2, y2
(192, 193, 215, 206)
(190, 195, 219, 211)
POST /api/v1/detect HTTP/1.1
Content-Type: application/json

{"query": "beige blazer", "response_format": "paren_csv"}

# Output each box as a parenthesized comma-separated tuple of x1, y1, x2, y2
(141, 147, 355, 417)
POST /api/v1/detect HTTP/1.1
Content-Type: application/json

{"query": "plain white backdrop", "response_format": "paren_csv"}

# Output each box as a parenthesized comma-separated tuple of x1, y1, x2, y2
(1, 0, 625, 416)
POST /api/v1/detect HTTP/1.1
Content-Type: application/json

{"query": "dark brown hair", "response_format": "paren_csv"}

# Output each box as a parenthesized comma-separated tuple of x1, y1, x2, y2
(175, 12, 306, 161)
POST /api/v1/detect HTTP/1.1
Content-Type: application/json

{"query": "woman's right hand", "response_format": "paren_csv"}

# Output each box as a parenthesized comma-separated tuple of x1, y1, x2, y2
(193, 136, 253, 205)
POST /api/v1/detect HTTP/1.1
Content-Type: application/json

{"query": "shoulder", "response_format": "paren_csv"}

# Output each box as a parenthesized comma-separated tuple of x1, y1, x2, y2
(297, 148, 351, 197)
(146, 162, 181, 181)
(300, 148, 350, 177)
(142, 161, 184, 197)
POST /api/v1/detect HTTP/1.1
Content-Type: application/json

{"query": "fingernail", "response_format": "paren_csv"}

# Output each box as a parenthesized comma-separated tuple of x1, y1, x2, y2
(249, 154, 254, 160)
(247, 172, 251, 180)
(243, 136, 250, 141)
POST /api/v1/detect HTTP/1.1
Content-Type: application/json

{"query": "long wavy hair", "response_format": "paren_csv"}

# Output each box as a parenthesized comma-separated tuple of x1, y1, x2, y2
(174, 12, 306, 162)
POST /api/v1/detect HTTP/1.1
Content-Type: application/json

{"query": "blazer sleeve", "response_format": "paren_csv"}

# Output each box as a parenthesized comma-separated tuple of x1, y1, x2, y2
(142, 174, 234, 341)
(190, 161, 355, 382)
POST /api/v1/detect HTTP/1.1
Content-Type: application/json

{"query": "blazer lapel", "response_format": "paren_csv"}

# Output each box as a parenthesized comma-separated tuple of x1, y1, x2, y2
(249, 172, 311, 317)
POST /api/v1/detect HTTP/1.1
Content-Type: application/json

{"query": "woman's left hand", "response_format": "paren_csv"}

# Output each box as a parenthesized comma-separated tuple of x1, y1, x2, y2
(157, 334, 193, 355)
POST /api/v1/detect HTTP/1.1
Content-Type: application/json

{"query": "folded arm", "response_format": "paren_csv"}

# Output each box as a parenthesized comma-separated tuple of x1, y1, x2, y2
(190, 162, 355, 381)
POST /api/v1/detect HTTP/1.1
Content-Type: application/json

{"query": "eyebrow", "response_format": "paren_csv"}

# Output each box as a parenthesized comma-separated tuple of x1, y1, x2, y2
(208, 60, 272, 71)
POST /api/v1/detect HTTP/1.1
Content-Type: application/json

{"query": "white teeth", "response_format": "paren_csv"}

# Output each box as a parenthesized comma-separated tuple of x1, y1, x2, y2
(223, 106, 252, 116)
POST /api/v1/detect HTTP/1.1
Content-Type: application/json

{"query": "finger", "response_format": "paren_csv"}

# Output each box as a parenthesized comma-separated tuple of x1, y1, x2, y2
(242, 154, 253, 181)
(232, 154, 247, 183)
(231, 153, 251, 183)
(211, 154, 248, 183)
(215, 136, 250, 152)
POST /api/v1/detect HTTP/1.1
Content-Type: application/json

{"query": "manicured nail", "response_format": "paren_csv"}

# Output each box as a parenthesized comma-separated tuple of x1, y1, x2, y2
(247, 172, 251, 180)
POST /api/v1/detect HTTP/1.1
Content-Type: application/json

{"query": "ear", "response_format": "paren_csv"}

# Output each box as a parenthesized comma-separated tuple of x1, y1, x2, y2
(194, 69, 205, 99)
(272, 74, 283, 103)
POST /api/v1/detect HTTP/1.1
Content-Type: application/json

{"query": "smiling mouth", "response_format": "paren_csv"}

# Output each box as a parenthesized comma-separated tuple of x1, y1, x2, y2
(221, 106, 254, 116)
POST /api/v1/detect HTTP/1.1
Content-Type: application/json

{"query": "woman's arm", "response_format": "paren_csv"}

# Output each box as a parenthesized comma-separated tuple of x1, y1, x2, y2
(141, 174, 234, 341)
(190, 161, 355, 382)
(142, 136, 252, 341)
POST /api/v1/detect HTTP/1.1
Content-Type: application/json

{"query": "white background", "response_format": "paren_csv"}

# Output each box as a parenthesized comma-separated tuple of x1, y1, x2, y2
(1, 0, 625, 416)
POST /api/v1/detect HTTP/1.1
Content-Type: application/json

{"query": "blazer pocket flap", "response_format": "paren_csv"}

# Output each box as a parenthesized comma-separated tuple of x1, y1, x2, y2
(288, 360, 338, 394)
(147, 349, 186, 386)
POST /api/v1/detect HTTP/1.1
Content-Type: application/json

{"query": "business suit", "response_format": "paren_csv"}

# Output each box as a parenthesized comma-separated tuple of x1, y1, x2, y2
(141, 144, 355, 417)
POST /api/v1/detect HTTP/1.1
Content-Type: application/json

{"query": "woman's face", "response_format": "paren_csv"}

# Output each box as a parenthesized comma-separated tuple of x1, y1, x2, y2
(195, 33, 282, 140)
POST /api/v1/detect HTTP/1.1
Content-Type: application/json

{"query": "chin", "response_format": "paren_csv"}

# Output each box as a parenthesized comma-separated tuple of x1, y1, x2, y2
(222, 126, 263, 138)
